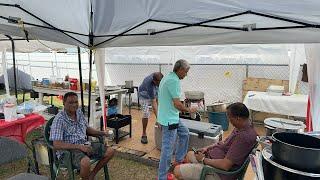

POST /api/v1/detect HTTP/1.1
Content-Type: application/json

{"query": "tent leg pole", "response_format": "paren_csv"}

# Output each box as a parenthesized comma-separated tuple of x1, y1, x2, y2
(5, 35, 17, 98)
(88, 49, 93, 124)
(78, 47, 85, 113)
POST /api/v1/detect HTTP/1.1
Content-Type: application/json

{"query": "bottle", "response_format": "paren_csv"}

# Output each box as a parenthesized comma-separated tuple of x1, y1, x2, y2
(108, 129, 114, 142)
(64, 74, 69, 82)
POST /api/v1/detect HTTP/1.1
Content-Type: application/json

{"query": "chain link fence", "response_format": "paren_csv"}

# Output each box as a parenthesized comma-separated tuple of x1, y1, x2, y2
(3, 54, 308, 104)
(106, 63, 308, 105)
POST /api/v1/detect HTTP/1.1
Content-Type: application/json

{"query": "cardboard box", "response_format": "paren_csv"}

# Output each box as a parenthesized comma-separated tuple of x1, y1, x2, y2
(269, 79, 283, 86)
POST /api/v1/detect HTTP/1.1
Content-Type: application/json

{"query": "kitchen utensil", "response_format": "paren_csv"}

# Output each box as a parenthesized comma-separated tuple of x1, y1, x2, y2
(264, 118, 305, 136)
(207, 102, 229, 112)
(125, 80, 133, 88)
(271, 132, 320, 173)
(184, 91, 204, 100)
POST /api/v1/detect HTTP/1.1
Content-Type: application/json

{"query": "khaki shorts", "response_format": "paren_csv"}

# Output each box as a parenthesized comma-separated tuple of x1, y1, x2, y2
(62, 142, 106, 170)
(179, 152, 221, 180)
(141, 99, 152, 118)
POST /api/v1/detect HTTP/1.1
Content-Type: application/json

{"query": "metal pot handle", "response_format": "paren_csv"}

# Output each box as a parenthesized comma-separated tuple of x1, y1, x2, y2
(264, 125, 275, 130)
(256, 136, 274, 148)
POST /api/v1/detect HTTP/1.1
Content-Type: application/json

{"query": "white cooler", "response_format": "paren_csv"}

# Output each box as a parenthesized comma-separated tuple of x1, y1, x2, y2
(155, 118, 223, 150)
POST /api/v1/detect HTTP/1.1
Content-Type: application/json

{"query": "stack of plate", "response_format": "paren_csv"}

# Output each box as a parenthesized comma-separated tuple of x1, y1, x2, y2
(267, 85, 284, 96)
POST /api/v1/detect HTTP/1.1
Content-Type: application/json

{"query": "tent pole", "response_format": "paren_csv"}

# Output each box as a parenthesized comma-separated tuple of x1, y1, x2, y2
(78, 47, 85, 113)
(5, 35, 17, 98)
(88, 50, 93, 124)
(87, 1, 94, 124)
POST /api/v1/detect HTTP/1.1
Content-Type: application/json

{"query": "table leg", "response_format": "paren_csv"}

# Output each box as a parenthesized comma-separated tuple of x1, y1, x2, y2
(115, 128, 119, 144)
(129, 93, 131, 114)
(118, 93, 123, 114)
(89, 99, 96, 128)
(38, 92, 44, 104)
(129, 119, 132, 137)
(31, 139, 40, 174)
(136, 87, 140, 108)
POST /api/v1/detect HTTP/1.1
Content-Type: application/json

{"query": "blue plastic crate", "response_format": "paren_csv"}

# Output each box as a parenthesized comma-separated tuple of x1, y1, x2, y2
(208, 112, 229, 131)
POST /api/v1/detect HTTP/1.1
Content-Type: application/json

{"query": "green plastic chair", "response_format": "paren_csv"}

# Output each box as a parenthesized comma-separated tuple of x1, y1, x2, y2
(200, 143, 258, 180)
(44, 117, 110, 180)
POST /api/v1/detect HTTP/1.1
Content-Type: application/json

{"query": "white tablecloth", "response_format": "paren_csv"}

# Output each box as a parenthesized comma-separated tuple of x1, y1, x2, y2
(243, 91, 308, 117)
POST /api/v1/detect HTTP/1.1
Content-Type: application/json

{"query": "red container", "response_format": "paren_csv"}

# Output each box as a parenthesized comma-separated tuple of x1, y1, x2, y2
(69, 78, 78, 91)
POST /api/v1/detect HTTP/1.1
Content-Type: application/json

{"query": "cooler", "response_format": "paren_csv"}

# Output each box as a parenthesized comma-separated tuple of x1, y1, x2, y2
(69, 78, 78, 90)
(155, 118, 223, 150)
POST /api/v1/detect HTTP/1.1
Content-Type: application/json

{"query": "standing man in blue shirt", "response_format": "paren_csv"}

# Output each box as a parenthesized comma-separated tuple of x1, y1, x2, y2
(139, 72, 163, 144)
(157, 59, 197, 180)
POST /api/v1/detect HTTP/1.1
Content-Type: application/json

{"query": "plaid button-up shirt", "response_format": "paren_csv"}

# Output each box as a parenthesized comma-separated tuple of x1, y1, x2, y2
(49, 109, 88, 157)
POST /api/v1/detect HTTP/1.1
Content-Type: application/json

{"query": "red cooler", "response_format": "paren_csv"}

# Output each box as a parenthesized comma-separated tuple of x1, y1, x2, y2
(69, 78, 78, 90)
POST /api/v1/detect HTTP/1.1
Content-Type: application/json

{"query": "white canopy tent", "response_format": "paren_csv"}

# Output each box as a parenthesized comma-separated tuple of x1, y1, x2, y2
(0, 34, 74, 53)
(0, 34, 79, 95)
(1, 1, 320, 47)
(0, 0, 319, 130)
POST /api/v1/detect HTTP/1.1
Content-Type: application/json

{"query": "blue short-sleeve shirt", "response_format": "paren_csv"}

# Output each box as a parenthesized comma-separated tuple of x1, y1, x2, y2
(138, 73, 158, 100)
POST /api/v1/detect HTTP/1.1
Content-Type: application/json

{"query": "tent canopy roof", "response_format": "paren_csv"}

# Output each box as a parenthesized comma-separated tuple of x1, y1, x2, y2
(0, 0, 320, 48)
(0, 34, 76, 52)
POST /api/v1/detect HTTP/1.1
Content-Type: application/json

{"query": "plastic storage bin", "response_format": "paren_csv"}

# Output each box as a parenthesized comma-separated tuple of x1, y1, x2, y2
(208, 112, 229, 131)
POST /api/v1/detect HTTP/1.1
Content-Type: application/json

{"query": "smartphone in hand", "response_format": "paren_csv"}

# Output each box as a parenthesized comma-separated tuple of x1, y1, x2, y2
(192, 147, 198, 153)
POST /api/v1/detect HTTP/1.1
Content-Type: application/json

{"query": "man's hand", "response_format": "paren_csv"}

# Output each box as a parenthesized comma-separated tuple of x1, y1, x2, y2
(101, 130, 109, 137)
(155, 122, 162, 130)
(194, 151, 205, 162)
(198, 147, 208, 154)
(79, 145, 93, 155)
(188, 107, 198, 113)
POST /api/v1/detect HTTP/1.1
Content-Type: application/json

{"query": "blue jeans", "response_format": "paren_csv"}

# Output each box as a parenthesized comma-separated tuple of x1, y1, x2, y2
(158, 120, 189, 180)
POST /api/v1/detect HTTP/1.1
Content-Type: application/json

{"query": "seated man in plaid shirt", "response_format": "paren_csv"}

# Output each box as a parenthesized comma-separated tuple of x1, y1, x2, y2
(50, 92, 114, 180)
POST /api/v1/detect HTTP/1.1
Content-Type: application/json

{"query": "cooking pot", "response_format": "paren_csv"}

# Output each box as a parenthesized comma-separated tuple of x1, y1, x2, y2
(31, 80, 38, 87)
(184, 91, 204, 100)
(305, 131, 320, 139)
(264, 118, 306, 136)
(125, 80, 133, 88)
(207, 102, 229, 112)
(262, 147, 320, 180)
(271, 132, 320, 173)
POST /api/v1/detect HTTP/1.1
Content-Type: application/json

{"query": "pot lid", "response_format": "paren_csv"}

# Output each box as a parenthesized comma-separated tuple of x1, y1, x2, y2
(211, 102, 226, 105)
(264, 118, 306, 130)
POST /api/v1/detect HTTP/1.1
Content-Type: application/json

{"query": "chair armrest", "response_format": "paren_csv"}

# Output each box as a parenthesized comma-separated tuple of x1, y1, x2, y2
(97, 135, 105, 144)
(88, 134, 105, 144)
(46, 143, 55, 150)
(201, 165, 238, 175)
(200, 157, 251, 179)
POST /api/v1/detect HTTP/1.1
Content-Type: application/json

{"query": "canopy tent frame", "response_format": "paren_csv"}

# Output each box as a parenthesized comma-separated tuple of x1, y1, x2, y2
(0, 38, 26, 41)
(3, 35, 18, 98)
(1, 2, 320, 48)
(77, 46, 85, 114)
(0, 37, 88, 120)
(0, 1, 319, 130)
(0, 3, 89, 47)
(87, 3, 94, 124)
